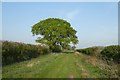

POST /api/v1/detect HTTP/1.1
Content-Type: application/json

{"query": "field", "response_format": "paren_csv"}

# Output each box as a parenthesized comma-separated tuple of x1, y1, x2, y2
(3, 52, 117, 78)
(2, 2, 119, 79)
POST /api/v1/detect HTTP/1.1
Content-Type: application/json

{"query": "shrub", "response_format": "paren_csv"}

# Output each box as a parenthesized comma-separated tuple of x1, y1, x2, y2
(37, 45, 50, 55)
(2, 41, 50, 66)
(52, 45, 62, 53)
(100, 45, 120, 63)
(76, 47, 98, 55)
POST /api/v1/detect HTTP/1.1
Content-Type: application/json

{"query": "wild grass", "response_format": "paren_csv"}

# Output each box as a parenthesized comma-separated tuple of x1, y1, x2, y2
(2, 52, 111, 78)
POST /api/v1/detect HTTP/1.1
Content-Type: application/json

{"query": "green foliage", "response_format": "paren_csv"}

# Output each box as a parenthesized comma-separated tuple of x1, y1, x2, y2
(76, 47, 98, 55)
(76, 45, 120, 63)
(31, 18, 78, 52)
(100, 45, 120, 63)
(52, 45, 62, 53)
(2, 41, 50, 66)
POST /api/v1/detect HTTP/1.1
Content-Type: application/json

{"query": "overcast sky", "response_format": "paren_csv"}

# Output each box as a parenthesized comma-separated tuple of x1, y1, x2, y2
(2, 2, 118, 48)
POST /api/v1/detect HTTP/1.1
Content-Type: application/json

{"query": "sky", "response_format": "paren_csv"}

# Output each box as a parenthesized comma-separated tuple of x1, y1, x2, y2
(2, 2, 118, 48)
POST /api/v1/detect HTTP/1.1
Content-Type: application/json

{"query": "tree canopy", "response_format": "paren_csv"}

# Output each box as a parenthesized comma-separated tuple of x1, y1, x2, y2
(31, 18, 78, 51)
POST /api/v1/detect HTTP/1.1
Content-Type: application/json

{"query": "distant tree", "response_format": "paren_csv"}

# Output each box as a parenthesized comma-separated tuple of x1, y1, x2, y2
(31, 18, 78, 52)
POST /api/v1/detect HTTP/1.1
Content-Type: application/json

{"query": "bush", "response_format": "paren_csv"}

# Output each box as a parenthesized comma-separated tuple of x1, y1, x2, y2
(37, 45, 50, 55)
(2, 41, 50, 66)
(76, 47, 98, 55)
(100, 45, 120, 63)
(52, 45, 62, 53)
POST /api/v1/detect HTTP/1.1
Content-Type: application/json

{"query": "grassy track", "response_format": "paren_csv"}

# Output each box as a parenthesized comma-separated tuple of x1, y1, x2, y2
(3, 52, 108, 78)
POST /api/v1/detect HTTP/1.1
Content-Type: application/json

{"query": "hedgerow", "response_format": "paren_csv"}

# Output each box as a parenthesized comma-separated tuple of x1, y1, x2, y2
(100, 45, 120, 63)
(76, 47, 98, 55)
(2, 41, 50, 66)
(76, 45, 120, 63)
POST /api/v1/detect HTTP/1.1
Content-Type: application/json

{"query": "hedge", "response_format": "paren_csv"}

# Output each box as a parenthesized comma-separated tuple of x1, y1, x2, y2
(100, 45, 120, 63)
(2, 41, 50, 66)
(76, 45, 120, 63)
(76, 47, 98, 55)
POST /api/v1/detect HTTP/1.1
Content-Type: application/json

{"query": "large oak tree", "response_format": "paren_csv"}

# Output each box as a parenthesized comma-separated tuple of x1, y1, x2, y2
(31, 18, 78, 51)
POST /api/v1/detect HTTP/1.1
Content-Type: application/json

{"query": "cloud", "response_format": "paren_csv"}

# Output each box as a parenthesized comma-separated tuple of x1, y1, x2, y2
(58, 10, 80, 22)
(65, 10, 80, 21)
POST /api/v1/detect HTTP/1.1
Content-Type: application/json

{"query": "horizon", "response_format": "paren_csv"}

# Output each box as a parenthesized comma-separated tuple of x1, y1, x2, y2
(2, 2, 118, 48)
